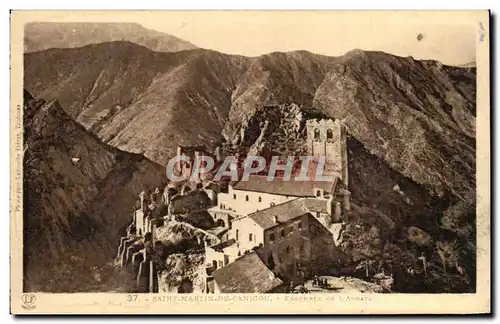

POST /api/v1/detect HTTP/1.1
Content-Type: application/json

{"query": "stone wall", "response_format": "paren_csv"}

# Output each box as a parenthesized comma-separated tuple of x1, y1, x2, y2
(306, 119, 348, 186)
(218, 186, 295, 215)
(229, 216, 264, 253)
(258, 214, 313, 284)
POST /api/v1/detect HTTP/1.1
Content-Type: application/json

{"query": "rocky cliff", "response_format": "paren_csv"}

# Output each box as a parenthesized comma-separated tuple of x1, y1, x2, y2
(23, 90, 166, 292)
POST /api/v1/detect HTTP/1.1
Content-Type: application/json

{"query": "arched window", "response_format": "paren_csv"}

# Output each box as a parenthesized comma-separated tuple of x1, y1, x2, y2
(280, 229, 285, 238)
(258, 196, 262, 202)
(233, 194, 237, 199)
(249, 233, 253, 242)
(314, 128, 320, 139)
(245, 195, 249, 202)
(327, 128, 333, 139)
(316, 190, 321, 197)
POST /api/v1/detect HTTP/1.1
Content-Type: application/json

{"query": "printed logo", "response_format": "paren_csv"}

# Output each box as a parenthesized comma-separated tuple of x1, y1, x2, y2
(21, 294, 36, 310)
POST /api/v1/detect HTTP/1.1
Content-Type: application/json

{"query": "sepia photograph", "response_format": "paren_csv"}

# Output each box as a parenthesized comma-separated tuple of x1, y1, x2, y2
(10, 10, 490, 314)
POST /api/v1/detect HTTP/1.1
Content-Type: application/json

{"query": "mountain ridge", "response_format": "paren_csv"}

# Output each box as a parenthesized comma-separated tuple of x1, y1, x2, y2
(23, 89, 166, 292)
(23, 40, 477, 293)
(24, 22, 197, 53)
(24, 41, 476, 205)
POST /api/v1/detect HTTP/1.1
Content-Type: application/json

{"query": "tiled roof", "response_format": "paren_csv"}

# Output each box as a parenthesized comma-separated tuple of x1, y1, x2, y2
(247, 199, 310, 230)
(232, 175, 336, 197)
(303, 198, 329, 214)
(213, 252, 284, 293)
(209, 238, 236, 250)
(205, 227, 229, 239)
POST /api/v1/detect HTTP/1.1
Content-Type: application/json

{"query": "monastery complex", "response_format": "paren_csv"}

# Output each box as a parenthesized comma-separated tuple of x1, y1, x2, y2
(117, 117, 352, 293)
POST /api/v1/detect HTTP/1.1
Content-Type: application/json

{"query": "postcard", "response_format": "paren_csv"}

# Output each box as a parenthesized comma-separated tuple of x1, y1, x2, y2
(10, 10, 490, 314)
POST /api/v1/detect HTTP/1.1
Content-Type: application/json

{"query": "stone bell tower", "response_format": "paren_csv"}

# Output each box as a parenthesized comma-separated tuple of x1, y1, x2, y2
(306, 118, 348, 186)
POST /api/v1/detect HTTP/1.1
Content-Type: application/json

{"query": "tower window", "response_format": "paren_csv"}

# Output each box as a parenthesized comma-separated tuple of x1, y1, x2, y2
(314, 128, 320, 139)
(280, 229, 285, 238)
(233, 194, 236, 199)
(258, 196, 262, 202)
(249, 233, 253, 242)
(245, 195, 249, 201)
(316, 190, 321, 197)
(327, 128, 333, 139)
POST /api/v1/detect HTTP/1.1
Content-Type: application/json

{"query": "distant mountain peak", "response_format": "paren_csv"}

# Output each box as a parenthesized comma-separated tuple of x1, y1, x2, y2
(458, 61, 476, 68)
(24, 22, 197, 53)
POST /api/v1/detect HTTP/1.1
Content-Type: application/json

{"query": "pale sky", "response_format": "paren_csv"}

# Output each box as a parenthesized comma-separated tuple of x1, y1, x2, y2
(140, 11, 478, 65)
(19, 11, 481, 65)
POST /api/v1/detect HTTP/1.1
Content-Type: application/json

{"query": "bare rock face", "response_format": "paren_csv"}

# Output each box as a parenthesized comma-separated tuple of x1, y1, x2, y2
(158, 253, 205, 293)
(223, 51, 333, 141)
(22, 91, 166, 292)
(225, 102, 315, 161)
(24, 43, 250, 165)
(314, 51, 476, 204)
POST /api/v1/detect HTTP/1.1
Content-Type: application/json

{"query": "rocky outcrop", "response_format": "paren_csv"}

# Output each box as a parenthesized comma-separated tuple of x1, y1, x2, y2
(158, 253, 205, 293)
